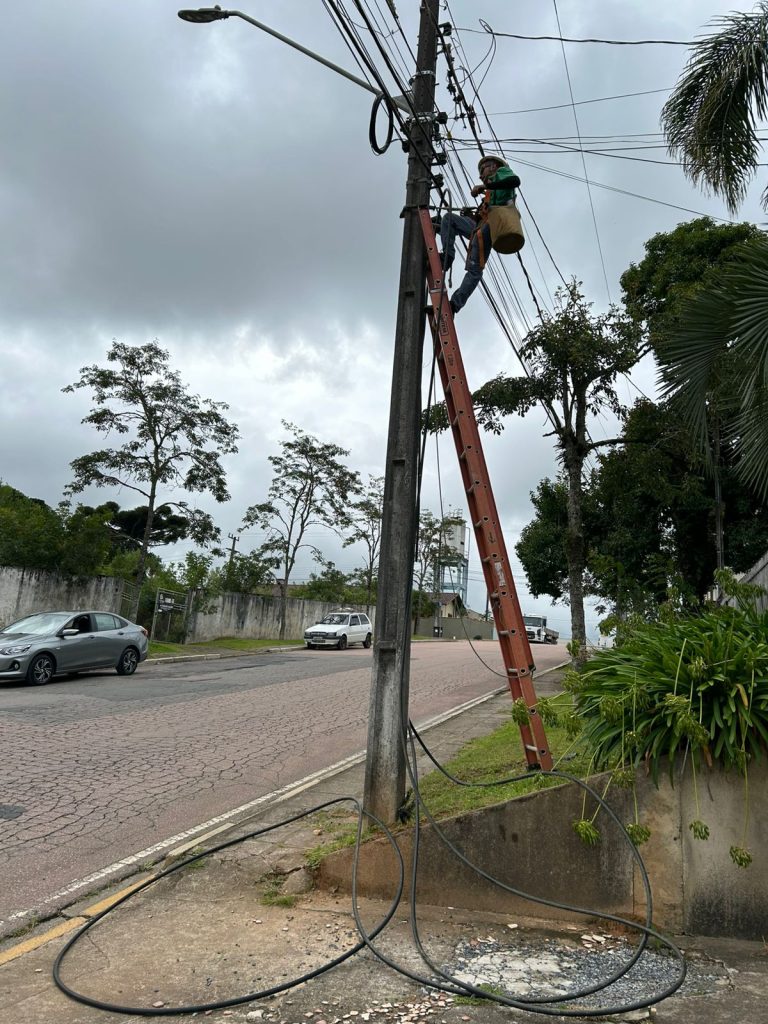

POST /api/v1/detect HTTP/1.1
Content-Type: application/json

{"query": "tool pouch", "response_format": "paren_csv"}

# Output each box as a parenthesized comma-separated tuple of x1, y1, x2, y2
(487, 202, 525, 254)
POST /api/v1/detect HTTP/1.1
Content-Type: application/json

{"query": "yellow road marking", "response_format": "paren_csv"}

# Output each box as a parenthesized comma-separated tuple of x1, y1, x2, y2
(81, 877, 154, 918)
(0, 917, 87, 966)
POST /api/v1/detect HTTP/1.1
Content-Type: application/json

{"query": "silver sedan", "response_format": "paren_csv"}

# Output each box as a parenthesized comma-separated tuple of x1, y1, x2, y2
(0, 611, 149, 686)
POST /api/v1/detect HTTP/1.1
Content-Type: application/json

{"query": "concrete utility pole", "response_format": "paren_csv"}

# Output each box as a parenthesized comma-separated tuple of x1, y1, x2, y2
(227, 532, 239, 567)
(364, 0, 441, 824)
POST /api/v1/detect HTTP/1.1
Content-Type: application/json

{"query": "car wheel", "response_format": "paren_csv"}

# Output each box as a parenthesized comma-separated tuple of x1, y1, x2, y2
(116, 647, 139, 676)
(363, 634, 372, 649)
(306, 643, 314, 649)
(337, 635, 348, 651)
(27, 653, 55, 686)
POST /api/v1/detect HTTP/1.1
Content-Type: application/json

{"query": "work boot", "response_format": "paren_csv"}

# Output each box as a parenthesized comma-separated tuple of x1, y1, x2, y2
(450, 297, 460, 316)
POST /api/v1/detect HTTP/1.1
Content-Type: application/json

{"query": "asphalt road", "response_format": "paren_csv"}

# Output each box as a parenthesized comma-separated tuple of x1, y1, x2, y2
(0, 640, 567, 934)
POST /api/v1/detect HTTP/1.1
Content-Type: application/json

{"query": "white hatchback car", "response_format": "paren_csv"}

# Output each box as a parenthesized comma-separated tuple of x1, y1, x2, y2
(304, 611, 372, 650)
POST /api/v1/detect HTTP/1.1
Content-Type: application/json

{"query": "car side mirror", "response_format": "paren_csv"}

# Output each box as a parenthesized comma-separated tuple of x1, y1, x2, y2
(60, 628, 80, 638)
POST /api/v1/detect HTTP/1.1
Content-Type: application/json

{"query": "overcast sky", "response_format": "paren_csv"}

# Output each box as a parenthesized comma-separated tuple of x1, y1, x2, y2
(2, 1, 765, 637)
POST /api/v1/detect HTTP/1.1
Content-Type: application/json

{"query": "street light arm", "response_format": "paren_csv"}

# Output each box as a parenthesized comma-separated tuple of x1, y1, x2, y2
(178, 7, 411, 112)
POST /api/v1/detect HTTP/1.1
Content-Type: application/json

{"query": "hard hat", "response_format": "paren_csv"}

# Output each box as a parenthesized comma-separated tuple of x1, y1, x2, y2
(478, 154, 508, 171)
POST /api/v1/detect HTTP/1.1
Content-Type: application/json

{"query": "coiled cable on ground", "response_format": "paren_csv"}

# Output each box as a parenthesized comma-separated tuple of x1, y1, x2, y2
(52, 798, 404, 1017)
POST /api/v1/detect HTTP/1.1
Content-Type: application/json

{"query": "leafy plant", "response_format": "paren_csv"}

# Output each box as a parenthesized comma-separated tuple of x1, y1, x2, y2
(575, 604, 768, 779)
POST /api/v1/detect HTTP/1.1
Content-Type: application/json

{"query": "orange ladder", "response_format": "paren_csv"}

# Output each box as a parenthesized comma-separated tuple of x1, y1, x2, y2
(419, 209, 553, 771)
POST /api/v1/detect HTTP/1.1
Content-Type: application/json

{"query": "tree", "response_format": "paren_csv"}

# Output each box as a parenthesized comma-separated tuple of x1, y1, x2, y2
(0, 484, 118, 577)
(63, 341, 239, 610)
(620, 218, 760, 349)
(515, 478, 579, 604)
(292, 555, 371, 606)
(620, 219, 768, 507)
(242, 422, 361, 639)
(104, 503, 195, 552)
(213, 548, 278, 595)
(0, 484, 66, 571)
(342, 475, 384, 613)
(437, 284, 639, 650)
(661, 4, 768, 214)
(659, 11, 768, 501)
(517, 399, 768, 618)
(656, 236, 768, 503)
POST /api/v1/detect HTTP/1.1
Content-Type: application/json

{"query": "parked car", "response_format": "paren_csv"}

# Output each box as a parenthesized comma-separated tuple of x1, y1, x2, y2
(304, 611, 372, 650)
(0, 611, 149, 686)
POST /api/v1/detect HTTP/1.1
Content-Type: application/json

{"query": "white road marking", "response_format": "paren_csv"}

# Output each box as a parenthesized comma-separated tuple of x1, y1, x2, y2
(2, 662, 566, 933)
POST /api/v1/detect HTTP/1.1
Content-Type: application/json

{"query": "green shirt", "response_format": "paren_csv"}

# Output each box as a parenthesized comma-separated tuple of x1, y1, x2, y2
(487, 166, 520, 206)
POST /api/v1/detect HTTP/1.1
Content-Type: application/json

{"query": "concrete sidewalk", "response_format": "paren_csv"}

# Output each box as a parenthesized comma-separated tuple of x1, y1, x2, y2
(2, 668, 768, 1024)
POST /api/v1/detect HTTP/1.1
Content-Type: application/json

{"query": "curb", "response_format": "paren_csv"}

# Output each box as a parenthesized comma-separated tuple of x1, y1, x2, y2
(0, 659, 570, 965)
(146, 644, 303, 665)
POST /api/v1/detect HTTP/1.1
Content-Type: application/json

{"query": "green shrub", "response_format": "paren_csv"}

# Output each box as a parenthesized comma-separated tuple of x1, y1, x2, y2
(575, 605, 768, 778)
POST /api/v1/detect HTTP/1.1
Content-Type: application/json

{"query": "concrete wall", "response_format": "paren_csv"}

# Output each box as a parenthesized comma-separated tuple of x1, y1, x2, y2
(0, 566, 124, 626)
(415, 617, 495, 640)
(318, 759, 768, 940)
(740, 551, 768, 611)
(187, 593, 375, 642)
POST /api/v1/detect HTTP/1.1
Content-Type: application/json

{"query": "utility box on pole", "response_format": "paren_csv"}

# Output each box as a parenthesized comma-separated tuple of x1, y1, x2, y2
(363, 0, 441, 825)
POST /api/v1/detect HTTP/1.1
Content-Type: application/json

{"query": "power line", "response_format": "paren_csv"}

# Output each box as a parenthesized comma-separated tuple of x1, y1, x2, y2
(452, 137, 687, 167)
(444, 4, 571, 300)
(510, 156, 737, 222)
(489, 87, 673, 116)
(552, 0, 611, 303)
(455, 26, 691, 46)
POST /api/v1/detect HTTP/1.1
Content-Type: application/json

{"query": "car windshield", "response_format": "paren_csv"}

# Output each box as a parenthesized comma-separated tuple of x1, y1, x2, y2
(0, 612, 72, 635)
(321, 614, 349, 625)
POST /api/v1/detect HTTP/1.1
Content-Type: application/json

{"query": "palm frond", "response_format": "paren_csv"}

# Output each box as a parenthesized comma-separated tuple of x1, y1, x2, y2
(730, 381, 768, 501)
(656, 283, 733, 458)
(662, 3, 768, 212)
(658, 235, 768, 497)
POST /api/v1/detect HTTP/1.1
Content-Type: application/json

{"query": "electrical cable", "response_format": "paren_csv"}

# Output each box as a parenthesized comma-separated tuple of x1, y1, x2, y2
(368, 90, 395, 153)
(551, 0, 611, 303)
(490, 87, 674, 115)
(52, 797, 404, 1016)
(444, 6, 572, 303)
(511, 155, 738, 222)
(455, 26, 692, 46)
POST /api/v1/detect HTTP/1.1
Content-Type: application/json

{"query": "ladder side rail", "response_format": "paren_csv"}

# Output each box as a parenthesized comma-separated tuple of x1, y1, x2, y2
(418, 210, 552, 771)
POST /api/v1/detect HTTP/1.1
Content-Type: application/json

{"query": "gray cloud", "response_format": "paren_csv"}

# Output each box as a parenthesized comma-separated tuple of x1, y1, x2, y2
(1, 1, 763, 629)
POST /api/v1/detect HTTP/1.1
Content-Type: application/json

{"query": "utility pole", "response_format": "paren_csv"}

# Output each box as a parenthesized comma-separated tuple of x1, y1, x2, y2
(227, 532, 239, 567)
(364, 0, 441, 824)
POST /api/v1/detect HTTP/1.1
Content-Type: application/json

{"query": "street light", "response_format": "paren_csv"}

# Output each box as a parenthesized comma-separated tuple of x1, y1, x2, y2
(177, 7, 411, 112)
(178, 6, 229, 22)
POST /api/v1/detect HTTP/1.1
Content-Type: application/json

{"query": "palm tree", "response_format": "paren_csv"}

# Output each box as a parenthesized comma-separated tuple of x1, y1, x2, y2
(657, 236, 768, 502)
(658, 5, 768, 502)
(662, 3, 768, 213)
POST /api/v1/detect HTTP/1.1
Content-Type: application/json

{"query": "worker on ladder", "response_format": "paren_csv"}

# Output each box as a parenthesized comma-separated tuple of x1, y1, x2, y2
(439, 154, 522, 315)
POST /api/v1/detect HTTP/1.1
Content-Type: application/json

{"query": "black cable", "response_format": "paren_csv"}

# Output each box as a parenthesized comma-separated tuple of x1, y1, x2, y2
(401, 725, 687, 1014)
(52, 797, 404, 1016)
(456, 26, 692, 46)
(444, 6, 572, 299)
(517, 190, 569, 288)
(368, 91, 395, 153)
(490, 87, 674, 115)
(511, 155, 737, 222)
(552, 0, 611, 303)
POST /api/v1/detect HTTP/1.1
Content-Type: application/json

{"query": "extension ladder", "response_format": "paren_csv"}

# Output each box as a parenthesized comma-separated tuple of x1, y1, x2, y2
(419, 209, 553, 772)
